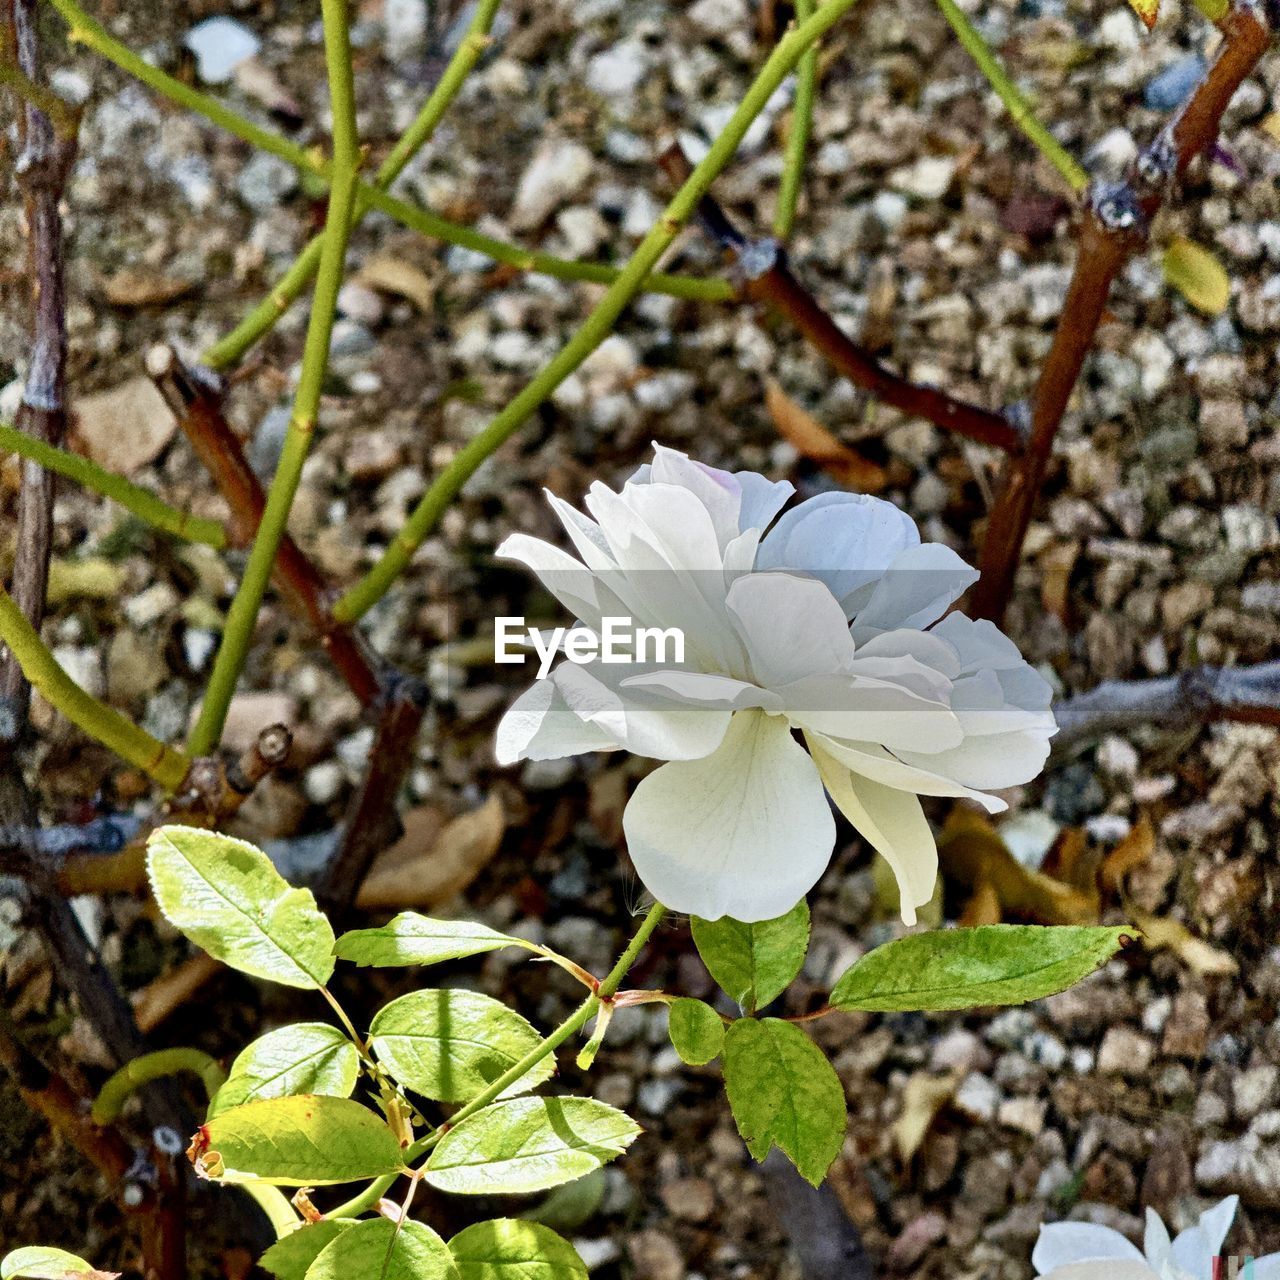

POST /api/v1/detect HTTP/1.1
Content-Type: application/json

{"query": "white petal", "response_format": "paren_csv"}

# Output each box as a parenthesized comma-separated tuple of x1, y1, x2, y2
(850, 543, 979, 643)
(1032, 1224, 1145, 1274)
(496, 532, 619, 630)
(896, 727, 1053, 791)
(845, 652, 955, 705)
(1144, 1209, 1173, 1275)
(1171, 1196, 1238, 1275)
(621, 670, 784, 713)
(807, 738, 938, 926)
(805, 731, 1006, 812)
(636, 443, 794, 534)
(646, 443, 744, 549)
(783, 673, 963, 754)
(931, 611, 1028, 672)
(756, 491, 919, 616)
(495, 680, 621, 764)
(1251, 1255, 1280, 1280)
(546, 490, 617, 572)
(735, 471, 795, 532)
(553, 661, 731, 762)
(856, 627, 962, 679)
(623, 709, 834, 922)
(1041, 1266, 1159, 1280)
(726, 572, 858, 687)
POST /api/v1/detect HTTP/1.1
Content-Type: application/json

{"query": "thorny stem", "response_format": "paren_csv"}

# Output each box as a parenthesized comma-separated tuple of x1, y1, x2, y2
(189, 0, 362, 755)
(933, 0, 1088, 193)
(150, 348, 383, 708)
(774, 0, 818, 239)
(206, 0, 504, 370)
(326, 902, 668, 1222)
(0, 588, 192, 790)
(333, 0, 869, 622)
(970, 0, 1273, 621)
(1051, 660, 1280, 752)
(46, 0, 732, 311)
(1, 0, 77, 737)
(662, 148, 1024, 453)
(0, 419, 229, 548)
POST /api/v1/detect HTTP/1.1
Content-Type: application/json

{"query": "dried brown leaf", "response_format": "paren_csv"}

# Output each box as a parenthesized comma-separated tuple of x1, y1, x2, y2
(1130, 910, 1238, 977)
(894, 1072, 960, 1162)
(1100, 816, 1155, 896)
(355, 254, 435, 312)
(764, 380, 887, 493)
(101, 267, 195, 308)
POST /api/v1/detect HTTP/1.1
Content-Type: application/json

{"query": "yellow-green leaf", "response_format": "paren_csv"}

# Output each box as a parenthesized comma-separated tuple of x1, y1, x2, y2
(1126, 0, 1159, 30)
(1163, 236, 1230, 315)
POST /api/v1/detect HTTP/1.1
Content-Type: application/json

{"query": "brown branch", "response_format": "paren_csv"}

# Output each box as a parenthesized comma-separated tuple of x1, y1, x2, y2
(0, 0, 78, 737)
(146, 345, 383, 709)
(314, 675, 429, 920)
(1051, 660, 1280, 753)
(970, 1, 1274, 622)
(658, 146, 1023, 454)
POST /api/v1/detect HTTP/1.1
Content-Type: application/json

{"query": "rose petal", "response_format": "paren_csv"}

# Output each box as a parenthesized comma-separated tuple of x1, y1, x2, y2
(1031, 1224, 1145, 1275)
(623, 709, 834, 921)
(495, 679, 620, 764)
(850, 543, 979, 643)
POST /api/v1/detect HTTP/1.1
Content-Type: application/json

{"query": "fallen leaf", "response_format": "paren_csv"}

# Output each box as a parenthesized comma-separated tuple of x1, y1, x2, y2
(1192, 0, 1228, 19)
(938, 808, 1099, 925)
(134, 951, 223, 1034)
(1126, 0, 1160, 30)
(764, 380, 887, 493)
(958, 878, 1002, 926)
(73, 377, 178, 476)
(358, 794, 506, 909)
(232, 56, 304, 123)
(355, 253, 435, 312)
(1261, 112, 1280, 145)
(1040, 540, 1079, 624)
(1163, 236, 1230, 315)
(1130, 910, 1237, 976)
(100, 266, 196, 308)
(894, 1072, 960, 1162)
(1100, 816, 1155, 896)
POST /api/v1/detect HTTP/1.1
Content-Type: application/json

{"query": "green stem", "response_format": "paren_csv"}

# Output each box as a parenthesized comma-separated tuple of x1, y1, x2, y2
(333, 0, 865, 623)
(0, 421, 228, 548)
(774, 0, 818, 239)
(0, 588, 190, 789)
(205, 0, 504, 370)
(187, 0, 360, 756)
(326, 902, 667, 1221)
(92, 1048, 226, 1123)
(47, 0, 730, 351)
(933, 0, 1088, 193)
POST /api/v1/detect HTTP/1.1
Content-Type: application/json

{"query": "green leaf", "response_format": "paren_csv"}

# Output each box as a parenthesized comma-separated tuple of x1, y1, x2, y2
(667, 998, 725, 1066)
(829, 925, 1130, 1012)
(261, 1222, 357, 1280)
(1163, 236, 1231, 316)
(424, 1096, 641, 1195)
(197, 1095, 404, 1185)
(520, 1170, 606, 1231)
(691, 900, 809, 1012)
(449, 1220, 587, 1280)
(1, 1250, 102, 1280)
(208, 1023, 359, 1119)
(722, 1018, 846, 1187)
(335, 913, 526, 968)
(370, 989, 552, 1103)
(146, 825, 335, 989)
(305, 1219, 457, 1280)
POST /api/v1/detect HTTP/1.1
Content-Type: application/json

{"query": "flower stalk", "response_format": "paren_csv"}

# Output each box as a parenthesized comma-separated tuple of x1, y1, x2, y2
(774, 0, 818, 239)
(189, 0, 361, 755)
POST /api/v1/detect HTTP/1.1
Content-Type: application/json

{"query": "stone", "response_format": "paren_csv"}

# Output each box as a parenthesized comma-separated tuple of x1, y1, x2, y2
(509, 139, 593, 231)
(586, 42, 649, 97)
(383, 0, 428, 60)
(887, 1211, 948, 1271)
(1097, 1026, 1154, 1077)
(236, 151, 299, 212)
(1235, 1065, 1280, 1120)
(998, 1097, 1046, 1138)
(1163, 991, 1211, 1058)
(659, 1177, 715, 1223)
(184, 17, 260, 84)
(686, 0, 749, 36)
(202, 691, 299, 756)
(629, 1230, 685, 1280)
(73, 377, 177, 476)
(1144, 57, 1207, 112)
(889, 155, 957, 200)
(1199, 398, 1249, 447)
(954, 1072, 1001, 1122)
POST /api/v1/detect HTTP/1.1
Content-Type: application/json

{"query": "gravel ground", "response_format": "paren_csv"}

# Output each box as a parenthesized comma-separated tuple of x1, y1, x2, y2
(2, 0, 1280, 1274)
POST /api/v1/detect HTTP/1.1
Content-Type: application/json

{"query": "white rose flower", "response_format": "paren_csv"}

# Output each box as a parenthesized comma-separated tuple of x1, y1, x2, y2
(494, 443, 1055, 923)
(1032, 1197, 1280, 1280)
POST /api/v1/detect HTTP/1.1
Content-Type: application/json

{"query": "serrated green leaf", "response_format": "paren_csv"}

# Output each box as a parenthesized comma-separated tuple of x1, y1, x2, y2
(691, 900, 809, 1012)
(198, 1095, 404, 1185)
(722, 1018, 845, 1186)
(424, 1096, 641, 1195)
(829, 925, 1129, 1012)
(449, 1220, 587, 1280)
(261, 1221, 357, 1280)
(208, 1023, 359, 1119)
(146, 825, 334, 989)
(335, 914, 526, 968)
(520, 1169, 606, 1231)
(305, 1219, 457, 1280)
(1, 1249, 102, 1280)
(667, 998, 725, 1066)
(370, 989, 552, 1103)
(1163, 236, 1230, 316)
